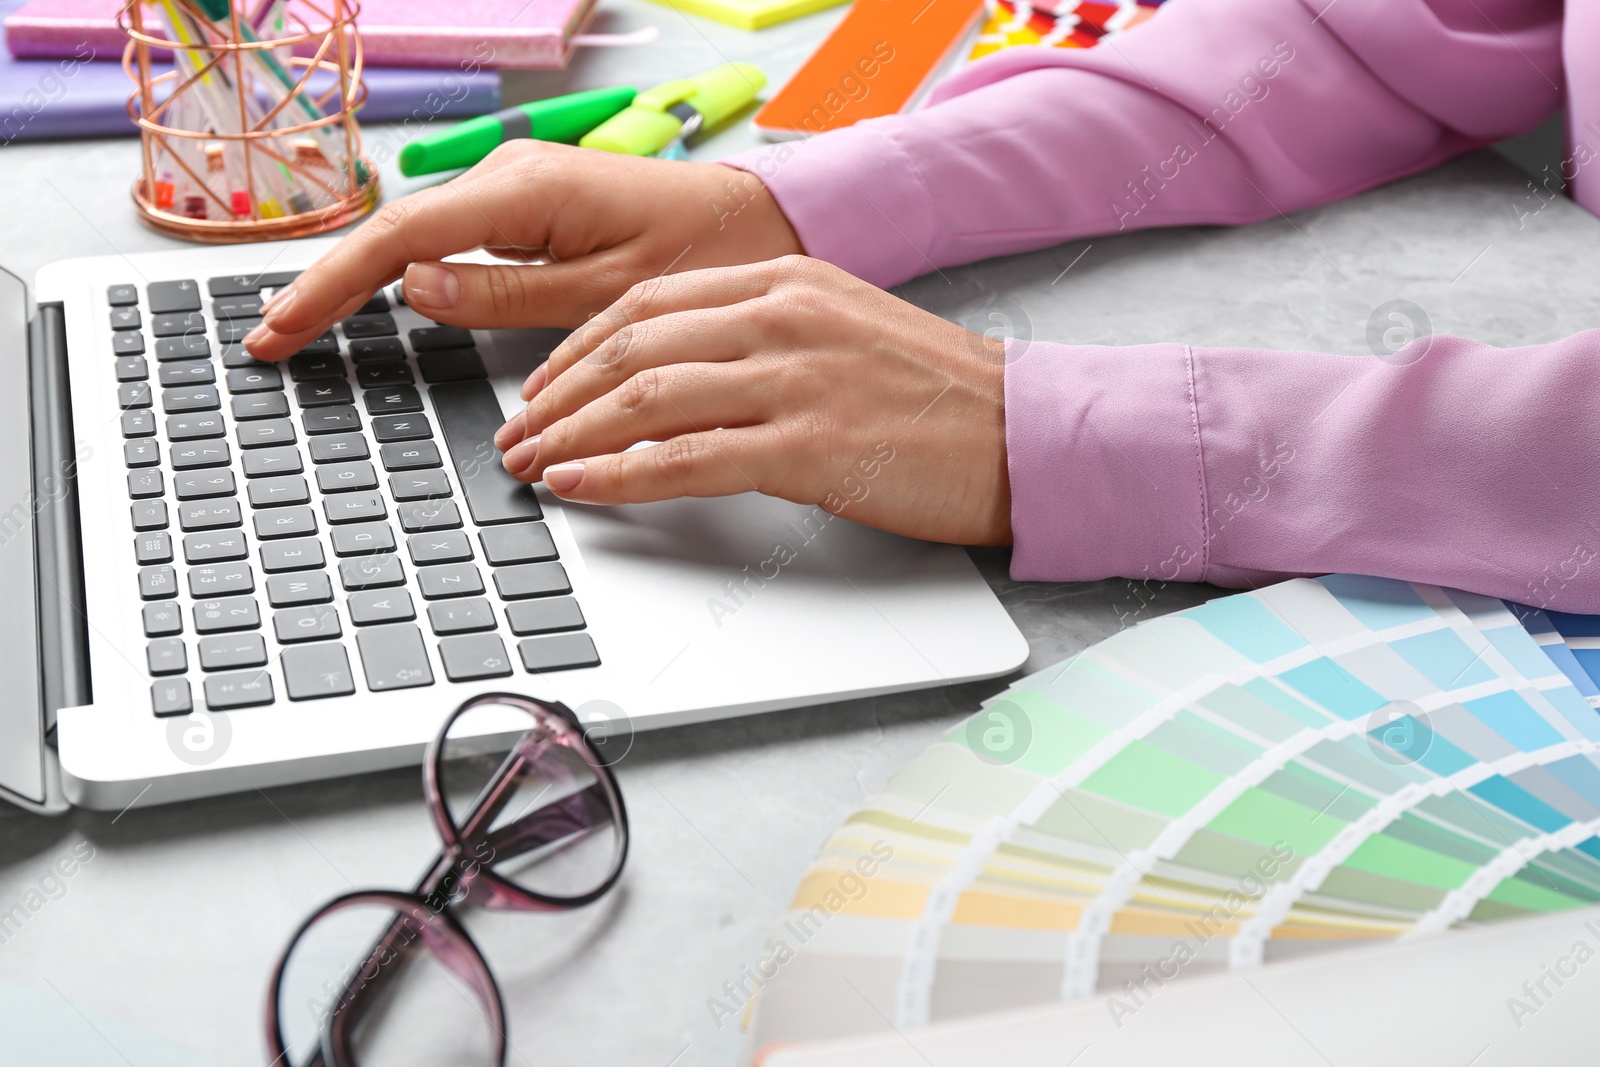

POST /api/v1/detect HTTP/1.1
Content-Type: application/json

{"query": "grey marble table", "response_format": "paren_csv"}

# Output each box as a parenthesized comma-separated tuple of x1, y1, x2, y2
(2, 2, 1598, 1063)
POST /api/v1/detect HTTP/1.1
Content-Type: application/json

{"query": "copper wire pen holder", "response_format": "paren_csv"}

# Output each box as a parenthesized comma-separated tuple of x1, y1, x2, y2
(120, 0, 380, 242)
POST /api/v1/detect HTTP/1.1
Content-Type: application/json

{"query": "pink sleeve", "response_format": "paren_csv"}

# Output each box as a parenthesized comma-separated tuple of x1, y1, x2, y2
(723, 0, 1562, 290)
(1005, 329, 1600, 611)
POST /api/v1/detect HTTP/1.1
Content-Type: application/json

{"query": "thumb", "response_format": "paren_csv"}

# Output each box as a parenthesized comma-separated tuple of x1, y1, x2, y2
(402, 255, 635, 330)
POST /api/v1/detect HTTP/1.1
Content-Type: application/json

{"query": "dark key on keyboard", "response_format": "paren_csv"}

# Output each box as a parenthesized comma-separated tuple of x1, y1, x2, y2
(199, 634, 268, 671)
(171, 442, 231, 470)
(356, 364, 414, 390)
(308, 433, 369, 463)
(174, 470, 236, 499)
(426, 598, 496, 635)
(139, 564, 178, 599)
(113, 332, 146, 356)
(350, 337, 405, 364)
(211, 294, 263, 320)
(167, 412, 226, 440)
(409, 325, 473, 352)
(131, 500, 168, 531)
(439, 634, 513, 682)
(518, 633, 600, 673)
(227, 365, 284, 393)
(418, 562, 484, 599)
(233, 393, 291, 421)
(110, 307, 141, 331)
(371, 414, 432, 443)
(151, 678, 193, 717)
(115, 356, 148, 382)
(216, 318, 262, 345)
(237, 420, 296, 449)
(204, 670, 274, 709)
(184, 530, 248, 564)
(242, 446, 303, 477)
(260, 537, 325, 572)
(143, 601, 183, 637)
(274, 604, 342, 643)
(155, 335, 211, 361)
(389, 470, 451, 500)
(356, 624, 434, 691)
(207, 271, 299, 297)
(128, 469, 164, 498)
(398, 499, 462, 533)
(135, 532, 173, 565)
(148, 279, 202, 315)
(380, 441, 442, 471)
(340, 554, 404, 590)
(342, 313, 397, 339)
(364, 386, 423, 415)
(505, 597, 586, 636)
(348, 588, 416, 625)
(281, 643, 357, 701)
(288, 352, 344, 381)
(188, 563, 254, 596)
(126, 440, 161, 467)
(479, 523, 557, 566)
(358, 292, 390, 315)
(163, 386, 221, 414)
(266, 571, 333, 606)
(193, 595, 262, 634)
(254, 506, 317, 539)
(180, 500, 243, 531)
(430, 382, 543, 525)
(123, 409, 156, 437)
(418, 349, 488, 383)
(296, 380, 354, 407)
(407, 530, 472, 565)
(330, 522, 395, 557)
(302, 406, 361, 435)
(298, 332, 340, 356)
(316, 462, 377, 493)
(119, 382, 153, 409)
(222, 345, 266, 368)
(158, 361, 215, 387)
(248, 475, 310, 508)
(151, 310, 206, 337)
(107, 283, 139, 306)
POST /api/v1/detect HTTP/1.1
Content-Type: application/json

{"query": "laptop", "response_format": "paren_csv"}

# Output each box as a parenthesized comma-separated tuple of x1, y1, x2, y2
(1, 238, 1028, 813)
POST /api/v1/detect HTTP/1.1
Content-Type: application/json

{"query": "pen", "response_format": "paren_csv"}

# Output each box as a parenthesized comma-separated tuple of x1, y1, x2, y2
(398, 86, 639, 177)
(579, 63, 765, 156)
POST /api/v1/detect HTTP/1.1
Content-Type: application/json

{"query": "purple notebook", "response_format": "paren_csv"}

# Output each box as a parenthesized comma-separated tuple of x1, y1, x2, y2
(0, 0, 499, 141)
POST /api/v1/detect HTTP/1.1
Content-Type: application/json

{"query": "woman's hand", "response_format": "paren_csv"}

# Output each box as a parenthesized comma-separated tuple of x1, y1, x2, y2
(494, 256, 1012, 547)
(241, 142, 802, 359)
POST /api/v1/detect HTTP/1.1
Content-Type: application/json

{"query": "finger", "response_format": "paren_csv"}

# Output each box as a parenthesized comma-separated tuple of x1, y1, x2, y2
(401, 254, 636, 331)
(242, 289, 373, 362)
(536, 262, 786, 396)
(501, 361, 772, 478)
(497, 303, 757, 450)
(538, 429, 779, 505)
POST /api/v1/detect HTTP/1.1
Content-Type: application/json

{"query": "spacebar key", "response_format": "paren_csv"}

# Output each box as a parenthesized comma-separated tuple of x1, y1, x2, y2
(430, 381, 543, 525)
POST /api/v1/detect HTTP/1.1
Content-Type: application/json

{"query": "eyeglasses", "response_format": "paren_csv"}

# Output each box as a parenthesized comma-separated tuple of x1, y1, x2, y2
(265, 692, 630, 1067)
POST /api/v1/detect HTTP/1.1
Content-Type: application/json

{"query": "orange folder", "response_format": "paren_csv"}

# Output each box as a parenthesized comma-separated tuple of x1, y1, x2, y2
(752, 0, 985, 138)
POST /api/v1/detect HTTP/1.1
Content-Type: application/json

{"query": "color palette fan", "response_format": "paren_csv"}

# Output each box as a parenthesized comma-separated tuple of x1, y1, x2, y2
(741, 575, 1600, 1052)
(967, 0, 1167, 62)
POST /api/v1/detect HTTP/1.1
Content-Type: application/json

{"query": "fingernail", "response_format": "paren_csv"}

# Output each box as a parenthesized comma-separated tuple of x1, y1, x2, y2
(494, 411, 525, 451)
(261, 283, 297, 325)
(543, 461, 584, 493)
(520, 363, 548, 401)
(243, 322, 269, 349)
(405, 263, 460, 310)
(502, 434, 540, 474)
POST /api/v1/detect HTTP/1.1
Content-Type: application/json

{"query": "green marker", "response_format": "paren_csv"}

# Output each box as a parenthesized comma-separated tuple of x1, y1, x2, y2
(580, 63, 766, 156)
(399, 86, 638, 177)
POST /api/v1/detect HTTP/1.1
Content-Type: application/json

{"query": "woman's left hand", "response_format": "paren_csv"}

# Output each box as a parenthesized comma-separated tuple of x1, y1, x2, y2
(488, 255, 1012, 546)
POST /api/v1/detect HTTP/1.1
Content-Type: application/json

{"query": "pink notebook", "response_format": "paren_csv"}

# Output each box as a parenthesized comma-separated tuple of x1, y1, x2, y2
(4, 0, 598, 68)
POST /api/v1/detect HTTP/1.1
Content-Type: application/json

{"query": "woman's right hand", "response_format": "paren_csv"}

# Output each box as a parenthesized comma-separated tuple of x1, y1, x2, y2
(242, 141, 804, 360)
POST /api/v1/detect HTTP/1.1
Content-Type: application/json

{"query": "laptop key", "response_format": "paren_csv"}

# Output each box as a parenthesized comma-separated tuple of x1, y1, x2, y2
(131, 499, 168, 531)
(340, 554, 404, 590)
(302, 405, 361, 435)
(189, 562, 254, 596)
(107, 283, 138, 306)
(281, 643, 357, 701)
(298, 332, 339, 356)
(370, 414, 432, 443)
(127, 468, 164, 498)
(287, 352, 344, 381)
(150, 310, 206, 337)
(163, 386, 221, 414)
(407, 530, 472, 565)
(115, 356, 148, 381)
(122, 409, 156, 437)
(356, 624, 434, 691)
(426, 598, 496, 635)
(113, 332, 146, 356)
(517, 633, 600, 673)
(146, 638, 188, 675)
(348, 588, 416, 625)
(479, 523, 557, 566)
(184, 530, 248, 563)
(356, 364, 414, 390)
(254, 506, 317, 539)
(431, 381, 543, 525)
(363, 385, 423, 415)
(139, 564, 178, 599)
(358, 291, 389, 315)
(215, 318, 261, 344)
(119, 382, 152, 409)
(260, 539, 326, 575)
(505, 597, 585, 636)
(266, 571, 332, 606)
(155, 335, 211, 361)
(380, 441, 441, 471)
(158, 360, 214, 386)
(330, 521, 395, 557)
(179, 500, 243, 531)
(143, 601, 183, 637)
(242, 445, 303, 477)
(233, 392, 290, 420)
(227, 365, 284, 393)
(296, 380, 354, 407)
(222, 345, 266, 368)
(397, 500, 462, 534)
(349, 337, 404, 364)
(193, 595, 261, 634)
(342, 313, 397, 339)
(248, 475, 310, 508)
(438, 634, 513, 682)
(198, 634, 267, 671)
(110, 306, 141, 331)
(167, 412, 226, 440)
(316, 461, 377, 493)
(237, 419, 296, 449)
(274, 604, 342, 643)
(324, 493, 387, 525)
(125, 440, 161, 467)
(175, 470, 236, 500)
(147, 279, 202, 314)
(171, 442, 231, 470)
(309, 433, 369, 463)
(204, 670, 274, 709)
(207, 271, 299, 298)
(418, 349, 488, 383)
(409, 325, 473, 352)
(389, 470, 451, 500)
(135, 531, 173, 565)
(418, 562, 484, 599)
(211, 294, 263, 320)
(151, 678, 193, 717)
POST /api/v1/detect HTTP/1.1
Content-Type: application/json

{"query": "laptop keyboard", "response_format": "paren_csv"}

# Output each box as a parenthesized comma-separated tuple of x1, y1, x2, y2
(110, 273, 599, 718)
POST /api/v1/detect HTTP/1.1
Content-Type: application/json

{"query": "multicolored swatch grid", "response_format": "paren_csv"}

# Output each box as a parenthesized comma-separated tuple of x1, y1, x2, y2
(744, 576, 1600, 1051)
(968, 0, 1166, 62)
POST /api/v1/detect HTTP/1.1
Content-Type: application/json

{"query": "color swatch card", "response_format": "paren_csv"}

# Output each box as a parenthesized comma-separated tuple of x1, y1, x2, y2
(967, 0, 1166, 62)
(742, 575, 1600, 1053)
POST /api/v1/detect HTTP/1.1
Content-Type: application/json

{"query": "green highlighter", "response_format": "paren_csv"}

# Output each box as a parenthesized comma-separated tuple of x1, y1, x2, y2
(398, 86, 638, 177)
